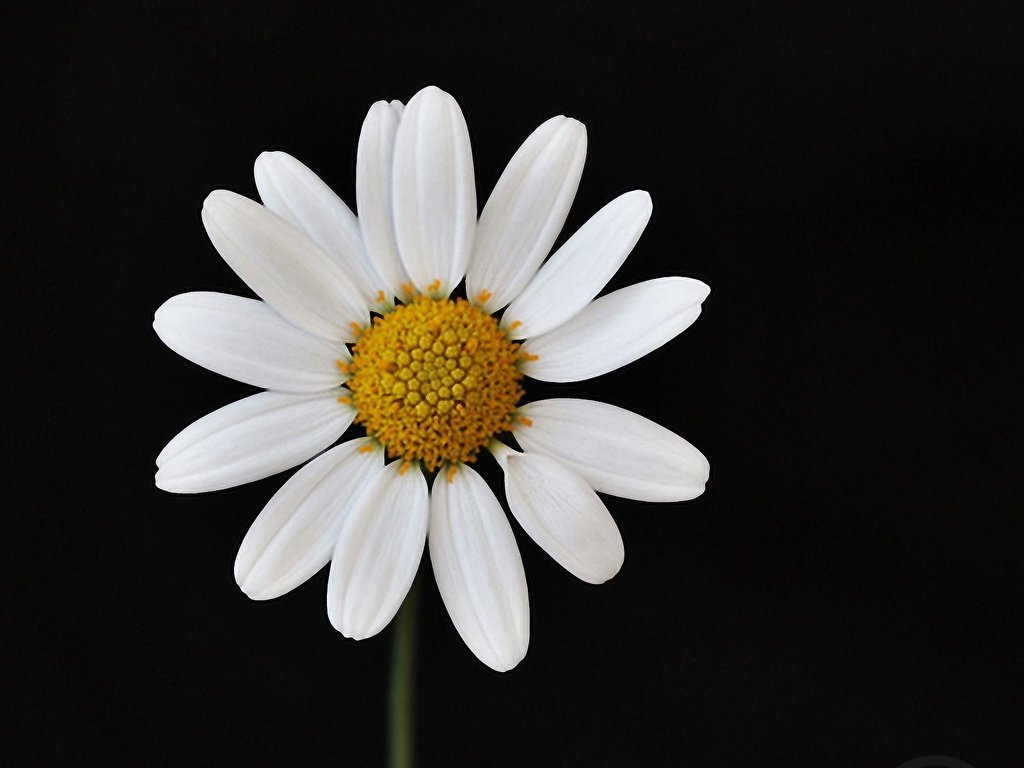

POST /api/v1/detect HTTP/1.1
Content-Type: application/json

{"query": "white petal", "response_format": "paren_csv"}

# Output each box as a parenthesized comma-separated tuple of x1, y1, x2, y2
(502, 191, 652, 338)
(234, 438, 385, 600)
(496, 448, 623, 584)
(153, 292, 347, 392)
(202, 190, 369, 341)
(513, 398, 709, 502)
(356, 100, 410, 299)
(520, 277, 709, 382)
(467, 116, 586, 313)
(254, 151, 380, 300)
(327, 462, 428, 640)
(428, 465, 529, 672)
(392, 86, 476, 296)
(155, 391, 354, 494)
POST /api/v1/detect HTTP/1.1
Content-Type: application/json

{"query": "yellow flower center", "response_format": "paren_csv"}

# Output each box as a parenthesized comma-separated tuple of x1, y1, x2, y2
(345, 295, 527, 472)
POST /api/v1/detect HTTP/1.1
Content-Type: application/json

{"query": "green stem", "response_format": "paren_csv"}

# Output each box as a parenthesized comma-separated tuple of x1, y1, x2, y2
(388, 576, 419, 768)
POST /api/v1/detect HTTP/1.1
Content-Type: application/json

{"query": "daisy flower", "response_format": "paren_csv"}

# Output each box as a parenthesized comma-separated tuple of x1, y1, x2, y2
(154, 85, 710, 672)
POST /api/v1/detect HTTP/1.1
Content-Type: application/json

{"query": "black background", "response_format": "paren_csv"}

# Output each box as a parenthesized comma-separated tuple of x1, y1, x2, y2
(5, 2, 1023, 766)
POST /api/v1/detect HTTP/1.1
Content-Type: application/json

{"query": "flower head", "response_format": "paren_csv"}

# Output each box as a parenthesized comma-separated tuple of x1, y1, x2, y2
(346, 294, 526, 471)
(154, 85, 710, 671)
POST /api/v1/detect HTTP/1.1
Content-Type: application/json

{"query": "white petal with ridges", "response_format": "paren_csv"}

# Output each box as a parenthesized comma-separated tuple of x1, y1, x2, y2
(153, 292, 347, 392)
(429, 465, 529, 672)
(513, 398, 709, 501)
(327, 462, 428, 640)
(502, 191, 652, 338)
(254, 151, 379, 300)
(392, 86, 476, 296)
(467, 116, 586, 313)
(155, 391, 354, 494)
(520, 277, 709, 382)
(356, 100, 409, 299)
(234, 438, 384, 600)
(202, 190, 368, 342)
(496, 447, 623, 584)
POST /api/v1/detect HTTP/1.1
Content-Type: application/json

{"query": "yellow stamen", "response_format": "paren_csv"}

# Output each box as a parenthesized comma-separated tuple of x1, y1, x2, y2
(446, 465, 458, 484)
(336, 360, 351, 373)
(337, 395, 351, 404)
(426, 278, 441, 293)
(349, 321, 364, 337)
(516, 415, 533, 427)
(375, 289, 387, 304)
(475, 289, 492, 305)
(358, 443, 376, 453)
(347, 295, 524, 471)
(507, 320, 522, 332)
(398, 460, 412, 476)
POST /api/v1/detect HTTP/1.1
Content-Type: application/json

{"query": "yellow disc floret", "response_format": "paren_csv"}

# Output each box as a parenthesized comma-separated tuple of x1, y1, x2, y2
(347, 295, 527, 472)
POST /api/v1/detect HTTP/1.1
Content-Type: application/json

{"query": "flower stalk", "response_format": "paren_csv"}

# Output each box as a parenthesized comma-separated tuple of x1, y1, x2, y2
(388, 575, 419, 768)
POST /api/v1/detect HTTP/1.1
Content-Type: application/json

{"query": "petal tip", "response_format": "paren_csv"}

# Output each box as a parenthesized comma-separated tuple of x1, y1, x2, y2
(410, 84, 446, 105)
(253, 151, 285, 184)
(235, 577, 255, 598)
(239, 583, 276, 602)
(581, 556, 624, 585)
(253, 150, 274, 168)
(334, 621, 374, 642)
(203, 188, 232, 205)
(154, 468, 174, 492)
(483, 645, 528, 673)
(565, 116, 587, 135)
(201, 189, 239, 218)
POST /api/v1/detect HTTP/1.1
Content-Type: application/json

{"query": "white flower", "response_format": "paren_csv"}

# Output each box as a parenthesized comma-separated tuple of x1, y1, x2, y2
(154, 85, 710, 672)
